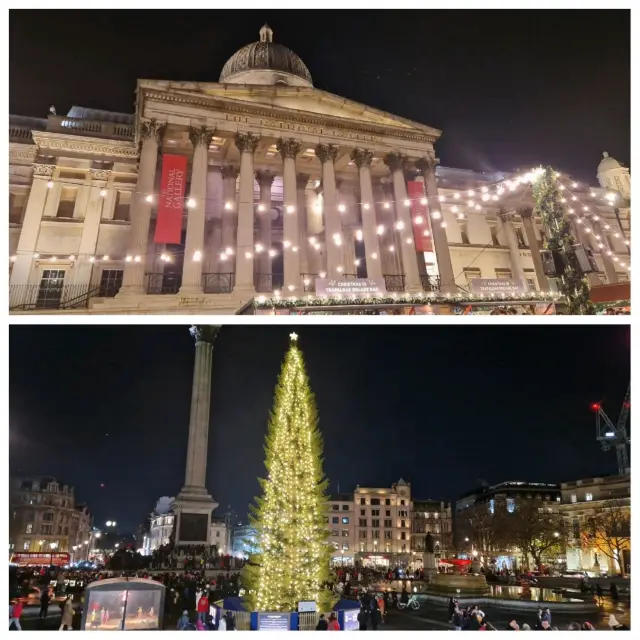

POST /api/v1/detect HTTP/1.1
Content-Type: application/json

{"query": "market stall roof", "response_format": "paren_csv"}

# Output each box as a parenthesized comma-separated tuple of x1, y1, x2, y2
(85, 577, 165, 591)
(441, 558, 472, 566)
(589, 282, 630, 304)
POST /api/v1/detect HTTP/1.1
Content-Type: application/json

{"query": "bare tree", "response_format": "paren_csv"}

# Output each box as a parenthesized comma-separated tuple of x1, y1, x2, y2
(509, 499, 569, 571)
(581, 499, 630, 577)
(466, 510, 509, 559)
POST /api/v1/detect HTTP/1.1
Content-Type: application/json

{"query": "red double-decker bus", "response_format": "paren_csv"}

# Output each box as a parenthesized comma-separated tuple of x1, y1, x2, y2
(10, 552, 70, 567)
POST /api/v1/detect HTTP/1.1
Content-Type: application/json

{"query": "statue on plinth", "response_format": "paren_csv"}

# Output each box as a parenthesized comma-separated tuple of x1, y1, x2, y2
(423, 532, 437, 578)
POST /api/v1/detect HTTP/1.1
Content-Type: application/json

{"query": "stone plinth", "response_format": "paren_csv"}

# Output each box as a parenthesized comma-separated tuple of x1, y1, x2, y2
(426, 573, 490, 596)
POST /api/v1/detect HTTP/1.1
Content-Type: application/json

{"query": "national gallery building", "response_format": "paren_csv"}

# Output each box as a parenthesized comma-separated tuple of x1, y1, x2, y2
(9, 26, 631, 315)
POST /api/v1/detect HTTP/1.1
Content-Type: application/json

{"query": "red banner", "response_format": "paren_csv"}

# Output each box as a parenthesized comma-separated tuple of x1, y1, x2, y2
(154, 154, 187, 244)
(407, 181, 433, 252)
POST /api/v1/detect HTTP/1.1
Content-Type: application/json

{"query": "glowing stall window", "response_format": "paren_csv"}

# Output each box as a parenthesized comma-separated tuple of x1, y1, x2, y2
(506, 498, 515, 513)
(488, 499, 495, 514)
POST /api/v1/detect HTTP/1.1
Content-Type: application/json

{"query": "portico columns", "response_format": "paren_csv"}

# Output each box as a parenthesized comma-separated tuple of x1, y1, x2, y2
(499, 210, 527, 287)
(315, 144, 343, 277)
(351, 148, 383, 280)
(570, 220, 601, 287)
(10, 164, 55, 287)
(255, 170, 275, 281)
(278, 138, 303, 292)
(234, 132, 260, 293)
(180, 126, 215, 295)
(384, 153, 422, 293)
(221, 166, 239, 274)
(296, 174, 310, 275)
(521, 210, 549, 291)
(119, 118, 165, 295)
(592, 220, 619, 284)
(415, 155, 456, 294)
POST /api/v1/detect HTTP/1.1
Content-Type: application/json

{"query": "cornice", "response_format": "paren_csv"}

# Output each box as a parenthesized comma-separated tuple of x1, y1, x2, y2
(9, 143, 38, 164)
(141, 88, 438, 145)
(31, 131, 139, 159)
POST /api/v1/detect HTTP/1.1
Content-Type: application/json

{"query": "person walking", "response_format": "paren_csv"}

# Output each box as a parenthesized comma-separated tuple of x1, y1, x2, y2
(9, 599, 23, 631)
(357, 607, 369, 631)
(177, 610, 192, 630)
(315, 614, 328, 630)
(370, 605, 381, 631)
(451, 607, 464, 631)
(196, 593, 209, 624)
(327, 613, 340, 630)
(610, 582, 619, 601)
(39, 589, 50, 619)
(59, 595, 74, 630)
(596, 583, 604, 606)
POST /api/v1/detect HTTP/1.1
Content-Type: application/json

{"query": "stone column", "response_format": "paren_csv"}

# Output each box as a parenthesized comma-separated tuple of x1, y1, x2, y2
(205, 164, 223, 275)
(255, 170, 275, 280)
(384, 153, 422, 293)
(174, 325, 219, 546)
(521, 210, 549, 291)
(119, 118, 165, 295)
(416, 155, 456, 294)
(315, 144, 343, 277)
(221, 166, 239, 275)
(234, 132, 260, 293)
(570, 219, 601, 287)
(181, 126, 215, 295)
(352, 148, 383, 280)
(499, 210, 527, 287)
(10, 163, 54, 287)
(592, 220, 619, 284)
(296, 174, 310, 275)
(73, 169, 111, 287)
(278, 138, 303, 292)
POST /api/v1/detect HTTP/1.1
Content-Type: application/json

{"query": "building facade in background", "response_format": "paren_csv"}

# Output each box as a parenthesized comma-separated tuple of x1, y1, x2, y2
(412, 498, 453, 562)
(8, 26, 631, 315)
(231, 523, 259, 558)
(9, 476, 92, 562)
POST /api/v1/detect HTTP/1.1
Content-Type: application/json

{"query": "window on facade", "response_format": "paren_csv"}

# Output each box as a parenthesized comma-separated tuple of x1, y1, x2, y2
(515, 226, 527, 248)
(385, 510, 391, 517)
(342, 505, 349, 511)
(372, 519, 380, 528)
(371, 509, 380, 517)
(113, 191, 132, 221)
(495, 269, 513, 280)
(459, 222, 470, 245)
(384, 519, 392, 528)
(506, 498, 515, 513)
(340, 517, 349, 525)
(331, 530, 339, 536)
(360, 498, 366, 505)
(359, 519, 367, 527)
(332, 504, 339, 511)
(384, 531, 392, 540)
(360, 509, 366, 516)
(372, 529, 380, 539)
(585, 493, 593, 501)
(23, 541, 31, 550)
(488, 499, 495, 514)
(464, 268, 481, 288)
(401, 532, 406, 540)
(359, 542, 366, 552)
(25, 523, 33, 533)
(342, 542, 349, 550)
(571, 494, 577, 503)
(37, 270, 66, 309)
(332, 517, 339, 524)
(43, 512, 54, 522)
(99, 270, 123, 297)
(385, 498, 391, 505)
(341, 529, 349, 537)
(41, 524, 53, 535)
(359, 530, 367, 539)
(400, 500, 405, 506)
(57, 186, 78, 218)
(401, 520, 406, 528)
(332, 541, 339, 550)
(556, 497, 561, 502)
(525, 271, 537, 292)
(385, 543, 391, 553)
(9, 192, 28, 224)
(371, 498, 380, 505)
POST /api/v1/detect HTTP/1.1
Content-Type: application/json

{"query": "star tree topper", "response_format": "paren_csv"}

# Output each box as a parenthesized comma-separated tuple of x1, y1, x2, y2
(289, 332, 298, 342)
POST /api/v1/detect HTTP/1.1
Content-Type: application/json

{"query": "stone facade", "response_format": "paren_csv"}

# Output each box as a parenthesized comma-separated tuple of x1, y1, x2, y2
(8, 31, 631, 314)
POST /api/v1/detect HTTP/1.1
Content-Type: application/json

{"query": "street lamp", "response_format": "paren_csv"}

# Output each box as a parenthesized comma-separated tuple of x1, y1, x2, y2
(49, 542, 58, 566)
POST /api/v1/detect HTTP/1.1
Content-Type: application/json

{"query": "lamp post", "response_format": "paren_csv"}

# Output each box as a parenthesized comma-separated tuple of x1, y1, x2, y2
(49, 542, 58, 566)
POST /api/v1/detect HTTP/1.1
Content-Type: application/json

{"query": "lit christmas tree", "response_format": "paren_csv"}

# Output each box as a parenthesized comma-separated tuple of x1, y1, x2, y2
(243, 333, 334, 612)
(532, 166, 595, 315)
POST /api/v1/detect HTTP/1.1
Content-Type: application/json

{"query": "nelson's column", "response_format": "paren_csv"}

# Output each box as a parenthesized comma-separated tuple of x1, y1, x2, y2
(173, 325, 220, 547)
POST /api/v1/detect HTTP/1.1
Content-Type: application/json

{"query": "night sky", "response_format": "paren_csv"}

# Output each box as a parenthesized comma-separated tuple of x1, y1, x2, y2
(9, 9, 629, 183)
(9, 325, 629, 533)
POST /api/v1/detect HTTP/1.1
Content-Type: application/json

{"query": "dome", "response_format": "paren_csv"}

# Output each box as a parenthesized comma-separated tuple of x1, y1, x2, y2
(598, 151, 622, 173)
(219, 25, 313, 87)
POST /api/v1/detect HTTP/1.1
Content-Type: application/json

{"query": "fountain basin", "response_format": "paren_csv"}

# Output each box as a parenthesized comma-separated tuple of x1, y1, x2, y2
(426, 573, 490, 596)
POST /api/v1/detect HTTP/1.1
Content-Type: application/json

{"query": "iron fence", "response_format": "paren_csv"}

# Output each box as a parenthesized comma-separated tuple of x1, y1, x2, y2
(254, 272, 284, 293)
(202, 272, 235, 294)
(383, 274, 406, 292)
(9, 284, 107, 311)
(420, 274, 441, 292)
(145, 272, 181, 295)
(301, 273, 318, 292)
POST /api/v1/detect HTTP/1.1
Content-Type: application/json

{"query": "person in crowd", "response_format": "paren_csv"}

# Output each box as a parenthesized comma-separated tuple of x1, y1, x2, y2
(541, 608, 552, 626)
(357, 606, 369, 631)
(507, 619, 519, 630)
(370, 603, 381, 631)
(327, 613, 340, 631)
(224, 611, 236, 631)
(448, 597, 457, 621)
(582, 621, 596, 630)
(595, 583, 604, 605)
(177, 610, 192, 630)
(451, 605, 464, 631)
(39, 588, 50, 619)
(608, 614, 629, 630)
(567, 622, 582, 630)
(521, 623, 531, 630)
(9, 598, 23, 631)
(196, 593, 209, 623)
(315, 613, 328, 630)
(195, 619, 206, 630)
(59, 595, 74, 630)
(610, 582, 619, 601)
(540, 620, 552, 630)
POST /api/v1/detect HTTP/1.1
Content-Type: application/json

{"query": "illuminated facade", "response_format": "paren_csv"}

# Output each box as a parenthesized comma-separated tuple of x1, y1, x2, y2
(8, 27, 631, 315)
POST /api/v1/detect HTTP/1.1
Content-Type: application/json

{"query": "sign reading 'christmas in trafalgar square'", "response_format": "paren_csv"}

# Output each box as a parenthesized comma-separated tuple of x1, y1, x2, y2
(315, 278, 387, 297)
(470, 278, 527, 296)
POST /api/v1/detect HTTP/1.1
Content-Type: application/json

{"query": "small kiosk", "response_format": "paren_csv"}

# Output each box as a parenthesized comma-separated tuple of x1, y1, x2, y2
(81, 577, 165, 631)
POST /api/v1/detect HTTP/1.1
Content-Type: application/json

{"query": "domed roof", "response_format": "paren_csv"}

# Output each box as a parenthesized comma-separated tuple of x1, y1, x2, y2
(219, 25, 313, 86)
(598, 151, 622, 173)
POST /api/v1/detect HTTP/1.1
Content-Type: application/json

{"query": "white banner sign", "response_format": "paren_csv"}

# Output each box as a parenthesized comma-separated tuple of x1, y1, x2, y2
(470, 278, 526, 295)
(315, 278, 387, 296)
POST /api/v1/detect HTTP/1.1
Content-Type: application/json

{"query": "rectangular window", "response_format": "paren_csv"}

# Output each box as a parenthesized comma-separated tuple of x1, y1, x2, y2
(331, 530, 338, 537)
(372, 519, 380, 528)
(332, 517, 339, 524)
(332, 505, 339, 511)
(571, 494, 577, 503)
(489, 225, 501, 246)
(359, 519, 367, 527)
(371, 509, 380, 517)
(515, 226, 527, 248)
(359, 530, 367, 539)
(585, 493, 593, 501)
(401, 520, 406, 528)
(384, 519, 392, 528)
(495, 269, 513, 280)
(385, 510, 391, 517)
(9, 191, 28, 224)
(342, 505, 349, 511)
(360, 509, 366, 517)
(42, 512, 54, 522)
(41, 524, 53, 535)
(341, 517, 349, 524)
(23, 541, 31, 551)
(385, 499, 391, 506)
(370, 498, 380, 505)
(57, 186, 78, 218)
(360, 498, 366, 505)
(113, 191, 132, 221)
(99, 270, 123, 297)
(332, 541, 339, 550)
(506, 498, 515, 513)
(385, 543, 391, 553)
(360, 542, 366, 552)
(25, 523, 33, 533)
(372, 530, 380, 539)
(384, 531, 392, 540)
(341, 530, 349, 537)
(459, 222, 470, 244)
(488, 499, 495, 514)
(342, 542, 349, 551)
(464, 268, 481, 288)
(37, 270, 66, 309)
(401, 532, 406, 540)
(400, 500, 405, 506)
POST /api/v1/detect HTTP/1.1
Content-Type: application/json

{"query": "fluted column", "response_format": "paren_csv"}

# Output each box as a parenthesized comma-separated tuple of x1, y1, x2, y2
(352, 148, 383, 280)
(234, 132, 260, 293)
(385, 153, 422, 292)
(499, 210, 527, 287)
(521, 210, 550, 291)
(278, 138, 303, 292)
(592, 220, 619, 284)
(10, 164, 55, 287)
(315, 144, 343, 277)
(255, 170, 275, 281)
(415, 155, 456, 294)
(120, 118, 165, 295)
(221, 166, 239, 275)
(180, 126, 215, 294)
(296, 174, 310, 275)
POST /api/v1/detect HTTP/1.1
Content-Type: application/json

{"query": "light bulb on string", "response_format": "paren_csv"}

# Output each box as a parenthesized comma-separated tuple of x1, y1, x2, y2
(467, 200, 475, 207)
(467, 189, 474, 197)
(438, 195, 445, 202)
(269, 249, 277, 257)
(258, 203, 265, 212)
(383, 201, 390, 209)
(453, 192, 460, 199)
(355, 229, 363, 241)
(389, 245, 395, 252)
(187, 198, 196, 208)
(420, 197, 427, 205)
(363, 203, 370, 210)
(432, 210, 442, 220)
(403, 198, 411, 206)
(414, 215, 424, 224)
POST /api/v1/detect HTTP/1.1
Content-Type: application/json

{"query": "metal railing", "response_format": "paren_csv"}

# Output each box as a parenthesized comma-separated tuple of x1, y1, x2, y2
(254, 272, 284, 293)
(47, 115, 135, 140)
(420, 274, 441, 292)
(9, 284, 109, 311)
(202, 272, 235, 294)
(383, 274, 406, 292)
(145, 272, 181, 295)
(219, 610, 251, 631)
(298, 612, 333, 631)
(301, 273, 318, 292)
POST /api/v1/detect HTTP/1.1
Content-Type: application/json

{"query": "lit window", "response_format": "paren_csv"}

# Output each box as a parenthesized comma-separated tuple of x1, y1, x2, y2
(506, 498, 515, 513)
(571, 494, 577, 503)
(26, 523, 33, 534)
(342, 517, 349, 524)
(488, 499, 495, 514)
(342, 542, 349, 551)
(332, 517, 339, 524)
(331, 530, 338, 537)
(585, 493, 593, 501)
(23, 541, 31, 550)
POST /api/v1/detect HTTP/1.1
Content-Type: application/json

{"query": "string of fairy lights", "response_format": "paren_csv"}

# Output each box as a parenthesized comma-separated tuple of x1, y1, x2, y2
(11, 167, 630, 276)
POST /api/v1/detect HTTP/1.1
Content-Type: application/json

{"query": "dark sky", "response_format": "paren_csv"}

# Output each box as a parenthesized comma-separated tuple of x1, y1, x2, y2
(9, 9, 629, 183)
(9, 324, 630, 532)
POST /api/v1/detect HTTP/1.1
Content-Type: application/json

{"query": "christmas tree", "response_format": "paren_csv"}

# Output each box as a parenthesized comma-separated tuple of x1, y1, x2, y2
(532, 166, 595, 315)
(243, 333, 334, 612)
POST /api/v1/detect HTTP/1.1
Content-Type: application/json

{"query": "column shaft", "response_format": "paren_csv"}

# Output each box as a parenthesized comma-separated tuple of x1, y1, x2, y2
(221, 166, 239, 276)
(521, 212, 550, 291)
(571, 220, 601, 287)
(592, 220, 619, 284)
(120, 119, 165, 294)
(501, 212, 527, 286)
(296, 175, 310, 276)
(315, 144, 343, 277)
(255, 171, 274, 280)
(282, 155, 300, 291)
